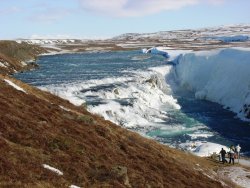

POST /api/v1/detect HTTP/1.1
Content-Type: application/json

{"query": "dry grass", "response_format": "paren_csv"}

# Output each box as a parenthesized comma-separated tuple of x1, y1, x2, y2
(0, 74, 229, 187)
(0, 40, 47, 74)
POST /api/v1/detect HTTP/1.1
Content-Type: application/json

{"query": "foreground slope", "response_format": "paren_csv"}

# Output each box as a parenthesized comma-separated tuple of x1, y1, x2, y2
(0, 74, 227, 187)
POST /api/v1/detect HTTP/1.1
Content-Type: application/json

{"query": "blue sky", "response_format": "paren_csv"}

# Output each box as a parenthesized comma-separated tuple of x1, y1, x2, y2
(1, 0, 249, 39)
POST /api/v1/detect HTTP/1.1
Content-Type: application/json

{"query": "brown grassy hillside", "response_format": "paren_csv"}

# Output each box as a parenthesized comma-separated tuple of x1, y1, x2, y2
(0, 74, 229, 187)
(0, 41, 47, 74)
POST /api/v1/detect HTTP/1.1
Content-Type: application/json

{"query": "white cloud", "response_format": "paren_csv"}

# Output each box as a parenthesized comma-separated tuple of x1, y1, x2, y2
(28, 9, 70, 23)
(78, 0, 225, 17)
(205, 0, 225, 5)
(0, 6, 21, 15)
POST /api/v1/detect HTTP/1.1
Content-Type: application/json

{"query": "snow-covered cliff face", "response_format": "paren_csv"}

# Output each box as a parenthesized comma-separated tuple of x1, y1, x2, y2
(173, 48, 250, 121)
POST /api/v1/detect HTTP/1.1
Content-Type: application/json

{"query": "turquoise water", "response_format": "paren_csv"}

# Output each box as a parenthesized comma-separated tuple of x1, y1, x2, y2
(15, 50, 250, 155)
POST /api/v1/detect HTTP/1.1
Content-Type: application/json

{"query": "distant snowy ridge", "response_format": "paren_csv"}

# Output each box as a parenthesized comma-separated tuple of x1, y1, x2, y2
(113, 24, 250, 41)
(16, 24, 250, 46)
(16, 39, 86, 45)
(170, 48, 250, 121)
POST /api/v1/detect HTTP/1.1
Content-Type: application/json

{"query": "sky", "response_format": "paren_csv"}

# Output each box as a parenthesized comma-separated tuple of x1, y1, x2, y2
(0, 0, 249, 39)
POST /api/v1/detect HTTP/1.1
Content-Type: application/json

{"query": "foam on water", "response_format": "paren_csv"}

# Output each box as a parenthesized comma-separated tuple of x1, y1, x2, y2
(40, 76, 134, 106)
(38, 61, 219, 151)
(41, 66, 180, 129)
(14, 50, 250, 155)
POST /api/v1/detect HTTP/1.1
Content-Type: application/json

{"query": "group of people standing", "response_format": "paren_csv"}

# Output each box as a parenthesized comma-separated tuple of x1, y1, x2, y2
(219, 144, 241, 164)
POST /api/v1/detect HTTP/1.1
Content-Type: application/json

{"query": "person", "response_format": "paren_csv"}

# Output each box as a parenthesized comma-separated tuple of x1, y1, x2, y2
(220, 148, 227, 164)
(236, 144, 241, 159)
(228, 149, 235, 165)
(230, 145, 235, 152)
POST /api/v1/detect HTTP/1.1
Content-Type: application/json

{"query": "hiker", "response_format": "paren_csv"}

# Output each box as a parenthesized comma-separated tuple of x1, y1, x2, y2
(236, 144, 241, 159)
(220, 148, 227, 164)
(228, 149, 235, 165)
(230, 145, 235, 152)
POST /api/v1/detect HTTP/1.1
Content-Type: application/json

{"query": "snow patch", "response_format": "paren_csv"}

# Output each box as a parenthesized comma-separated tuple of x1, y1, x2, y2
(4, 79, 27, 93)
(18, 39, 81, 45)
(20, 61, 27, 67)
(192, 142, 229, 157)
(0, 61, 9, 68)
(142, 47, 169, 58)
(69, 185, 81, 188)
(173, 48, 250, 121)
(204, 35, 249, 43)
(219, 167, 250, 188)
(59, 105, 71, 112)
(42, 164, 63, 176)
(142, 47, 192, 62)
(180, 141, 229, 157)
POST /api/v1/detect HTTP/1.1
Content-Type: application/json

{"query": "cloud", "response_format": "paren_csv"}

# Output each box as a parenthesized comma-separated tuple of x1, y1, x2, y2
(78, 0, 225, 17)
(0, 6, 21, 15)
(26, 2, 76, 23)
(205, 0, 225, 5)
(28, 9, 71, 23)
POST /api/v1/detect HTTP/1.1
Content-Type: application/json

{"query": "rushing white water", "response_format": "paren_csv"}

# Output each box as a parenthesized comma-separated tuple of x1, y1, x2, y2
(14, 50, 250, 155)
(41, 66, 180, 128)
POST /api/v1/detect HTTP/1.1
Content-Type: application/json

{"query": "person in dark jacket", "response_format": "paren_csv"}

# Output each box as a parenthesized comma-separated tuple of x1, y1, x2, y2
(229, 149, 235, 165)
(220, 148, 227, 164)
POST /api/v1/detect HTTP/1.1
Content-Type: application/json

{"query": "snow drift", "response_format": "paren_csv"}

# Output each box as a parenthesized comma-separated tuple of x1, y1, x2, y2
(172, 48, 250, 121)
(142, 47, 170, 58)
(204, 35, 249, 43)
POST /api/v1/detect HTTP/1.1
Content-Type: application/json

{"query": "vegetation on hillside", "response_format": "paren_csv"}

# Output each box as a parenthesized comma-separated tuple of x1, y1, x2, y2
(0, 41, 46, 74)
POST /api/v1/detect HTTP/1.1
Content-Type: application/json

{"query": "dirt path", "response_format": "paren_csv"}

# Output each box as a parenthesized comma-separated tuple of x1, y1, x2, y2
(217, 157, 250, 188)
(239, 158, 250, 167)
